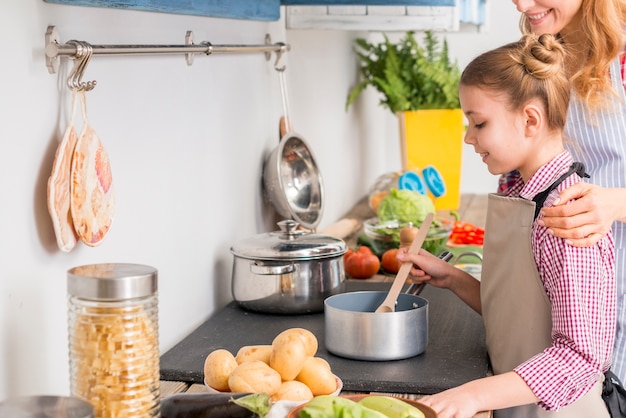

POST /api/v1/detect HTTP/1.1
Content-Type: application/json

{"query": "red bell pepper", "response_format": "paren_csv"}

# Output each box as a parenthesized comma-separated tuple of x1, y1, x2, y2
(449, 212, 485, 245)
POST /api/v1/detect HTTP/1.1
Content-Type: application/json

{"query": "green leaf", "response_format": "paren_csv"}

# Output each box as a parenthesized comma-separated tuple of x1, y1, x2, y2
(346, 31, 461, 113)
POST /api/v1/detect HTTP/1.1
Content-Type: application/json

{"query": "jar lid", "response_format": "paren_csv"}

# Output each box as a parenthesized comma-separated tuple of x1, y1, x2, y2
(67, 263, 158, 300)
(423, 165, 446, 197)
(0, 395, 94, 418)
(230, 220, 347, 261)
(399, 171, 426, 195)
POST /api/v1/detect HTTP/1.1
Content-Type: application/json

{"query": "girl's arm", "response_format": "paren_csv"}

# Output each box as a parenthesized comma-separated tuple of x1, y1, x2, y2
(419, 372, 539, 418)
(396, 248, 482, 313)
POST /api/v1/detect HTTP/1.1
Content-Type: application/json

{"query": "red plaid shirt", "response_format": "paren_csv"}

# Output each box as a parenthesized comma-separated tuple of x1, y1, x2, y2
(502, 152, 616, 410)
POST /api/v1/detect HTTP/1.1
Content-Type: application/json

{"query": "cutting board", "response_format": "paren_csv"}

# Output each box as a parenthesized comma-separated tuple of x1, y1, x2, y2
(160, 281, 488, 394)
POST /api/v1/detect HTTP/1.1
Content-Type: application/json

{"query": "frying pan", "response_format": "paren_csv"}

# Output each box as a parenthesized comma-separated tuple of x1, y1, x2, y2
(262, 66, 324, 231)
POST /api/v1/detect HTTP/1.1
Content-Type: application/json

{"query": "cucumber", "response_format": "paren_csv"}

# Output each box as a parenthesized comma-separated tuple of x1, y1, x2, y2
(357, 396, 425, 418)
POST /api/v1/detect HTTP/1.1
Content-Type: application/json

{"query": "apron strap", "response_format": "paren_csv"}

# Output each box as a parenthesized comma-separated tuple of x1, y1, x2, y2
(532, 162, 589, 220)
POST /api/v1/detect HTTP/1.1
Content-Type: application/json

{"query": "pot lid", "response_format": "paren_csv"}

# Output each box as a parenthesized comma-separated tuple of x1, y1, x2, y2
(231, 220, 346, 260)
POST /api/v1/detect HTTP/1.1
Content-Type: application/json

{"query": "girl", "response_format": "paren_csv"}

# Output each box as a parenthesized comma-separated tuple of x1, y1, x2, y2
(398, 33, 616, 417)
(508, 0, 626, 383)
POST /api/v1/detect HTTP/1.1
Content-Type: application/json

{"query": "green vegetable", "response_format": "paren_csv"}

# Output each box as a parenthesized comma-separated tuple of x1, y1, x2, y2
(357, 396, 425, 418)
(229, 393, 272, 417)
(299, 395, 386, 418)
(377, 189, 435, 225)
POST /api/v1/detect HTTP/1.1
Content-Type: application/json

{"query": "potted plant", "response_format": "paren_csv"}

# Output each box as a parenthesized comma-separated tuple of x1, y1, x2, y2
(346, 31, 461, 112)
(346, 31, 465, 211)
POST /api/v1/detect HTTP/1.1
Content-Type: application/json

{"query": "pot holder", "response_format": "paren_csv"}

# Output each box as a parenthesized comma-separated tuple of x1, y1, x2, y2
(70, 90, 115, 246)
(47, 89, 80, 252)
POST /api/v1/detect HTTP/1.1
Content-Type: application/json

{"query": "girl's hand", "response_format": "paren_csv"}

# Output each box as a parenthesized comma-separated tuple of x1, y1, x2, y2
(397, 247, 483, 313)
(420, 373, 539, 418)
(539, 183, 626, 247)
(396, 248, 455, 290)
(419, 388, 481, 418)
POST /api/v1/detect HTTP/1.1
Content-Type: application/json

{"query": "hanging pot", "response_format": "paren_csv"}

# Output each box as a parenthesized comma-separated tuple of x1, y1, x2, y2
(230, 220, 346, 314)
(263, 133, 323, 230)
(263, 67, 324, 230)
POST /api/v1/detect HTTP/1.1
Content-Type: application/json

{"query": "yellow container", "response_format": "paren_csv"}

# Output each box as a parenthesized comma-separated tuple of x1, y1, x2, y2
(398, 109, 465, 210)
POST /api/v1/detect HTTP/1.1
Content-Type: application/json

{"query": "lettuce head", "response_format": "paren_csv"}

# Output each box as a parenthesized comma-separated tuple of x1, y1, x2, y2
(377, 188, 435, 224)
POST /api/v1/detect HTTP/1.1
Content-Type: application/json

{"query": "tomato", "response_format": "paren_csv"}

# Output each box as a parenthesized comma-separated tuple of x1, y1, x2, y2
(381, 249, 400, 274)
(344, 246, 381, 279)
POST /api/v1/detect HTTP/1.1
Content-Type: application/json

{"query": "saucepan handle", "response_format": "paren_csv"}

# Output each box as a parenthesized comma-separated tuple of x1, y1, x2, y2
(250, 262, 295, 275)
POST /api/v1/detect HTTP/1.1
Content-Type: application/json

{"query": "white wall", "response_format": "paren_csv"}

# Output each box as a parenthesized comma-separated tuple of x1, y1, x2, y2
(0, 0, 519, 400)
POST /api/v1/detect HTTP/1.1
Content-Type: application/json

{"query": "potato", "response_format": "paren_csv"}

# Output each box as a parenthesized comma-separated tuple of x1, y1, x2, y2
(270, 333, 308, 381)
(271, 380, 314, 402)
(296, 356, 337, 396)
(203, 349, 238, 392)
(228, 360, 282, 395)
(274, 328, 318, 357)
(235, 345, 272, 365)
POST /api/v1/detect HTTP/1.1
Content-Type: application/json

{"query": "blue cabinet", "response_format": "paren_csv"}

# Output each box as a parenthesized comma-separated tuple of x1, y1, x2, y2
(43, 0, 282, 21)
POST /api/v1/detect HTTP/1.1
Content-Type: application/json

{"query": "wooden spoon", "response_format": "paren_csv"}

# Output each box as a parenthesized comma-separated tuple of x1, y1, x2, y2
(375, 212, 434, 313)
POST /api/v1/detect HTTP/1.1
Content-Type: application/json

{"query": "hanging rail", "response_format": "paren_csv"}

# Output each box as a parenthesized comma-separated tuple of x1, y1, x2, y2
(45, 26, 290, 89)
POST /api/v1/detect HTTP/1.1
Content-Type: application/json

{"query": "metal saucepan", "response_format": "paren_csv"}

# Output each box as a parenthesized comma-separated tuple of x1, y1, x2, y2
(263, 66, 323, 230)
(325, 291, 428, 361)
(230, 220, 346, 314)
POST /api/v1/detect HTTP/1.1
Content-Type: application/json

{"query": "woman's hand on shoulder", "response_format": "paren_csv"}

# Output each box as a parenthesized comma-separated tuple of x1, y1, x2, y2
(539, 183, 626, 246)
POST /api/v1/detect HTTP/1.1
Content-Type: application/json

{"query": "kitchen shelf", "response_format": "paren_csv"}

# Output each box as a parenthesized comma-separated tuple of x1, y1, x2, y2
(285, 4, 459, 30)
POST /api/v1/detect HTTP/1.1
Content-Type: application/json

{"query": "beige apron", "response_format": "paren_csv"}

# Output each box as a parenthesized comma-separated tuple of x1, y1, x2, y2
(481, 193, 607, 418)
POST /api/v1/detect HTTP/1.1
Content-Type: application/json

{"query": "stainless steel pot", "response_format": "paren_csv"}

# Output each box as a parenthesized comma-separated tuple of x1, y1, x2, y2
(230, 220, 346, 314)
(325, 291, 428, 361)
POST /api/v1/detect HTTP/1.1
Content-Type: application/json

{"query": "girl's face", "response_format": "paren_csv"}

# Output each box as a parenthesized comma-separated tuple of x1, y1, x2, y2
(460, 85, 534, 177)
(512, 0, 583, 35)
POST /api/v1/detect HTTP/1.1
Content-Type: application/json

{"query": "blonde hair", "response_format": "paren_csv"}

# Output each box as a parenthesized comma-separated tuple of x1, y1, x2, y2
(520, 0, 626, 108)
(461, 33, 569, 132)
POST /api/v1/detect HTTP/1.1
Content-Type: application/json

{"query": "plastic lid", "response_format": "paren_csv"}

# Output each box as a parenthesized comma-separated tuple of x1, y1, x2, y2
(398, 171, 426, 195)
(423, 166, 446, 197)
(67, 263, 158, 301)
(230, 220, 346, 261)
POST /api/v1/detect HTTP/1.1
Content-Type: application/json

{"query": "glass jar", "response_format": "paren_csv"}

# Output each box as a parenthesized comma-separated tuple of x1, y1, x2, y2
(67, 263, 159, 418)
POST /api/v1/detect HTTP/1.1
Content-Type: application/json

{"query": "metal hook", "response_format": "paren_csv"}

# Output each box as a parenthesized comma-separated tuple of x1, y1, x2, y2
(66, 40, 97, 91)
(274, 42, 286, 72)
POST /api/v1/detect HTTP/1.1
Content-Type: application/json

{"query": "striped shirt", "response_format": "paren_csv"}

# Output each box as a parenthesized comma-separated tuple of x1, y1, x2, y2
(505, 151, 616, 410)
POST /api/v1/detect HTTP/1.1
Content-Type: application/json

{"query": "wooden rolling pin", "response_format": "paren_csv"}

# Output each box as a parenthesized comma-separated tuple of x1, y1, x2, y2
(319, 218, 360, 239)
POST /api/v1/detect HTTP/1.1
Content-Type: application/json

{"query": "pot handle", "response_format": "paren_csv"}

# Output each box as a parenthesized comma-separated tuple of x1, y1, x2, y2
(250, 262, 295, 275)
(453, 251, 483, 265)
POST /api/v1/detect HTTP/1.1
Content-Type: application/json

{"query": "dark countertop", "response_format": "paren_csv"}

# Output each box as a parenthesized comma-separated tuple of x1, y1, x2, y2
(160, 281, 489, 395)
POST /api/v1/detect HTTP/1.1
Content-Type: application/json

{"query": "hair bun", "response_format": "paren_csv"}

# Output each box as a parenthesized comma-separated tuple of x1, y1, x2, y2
(519, 33, 566, 79)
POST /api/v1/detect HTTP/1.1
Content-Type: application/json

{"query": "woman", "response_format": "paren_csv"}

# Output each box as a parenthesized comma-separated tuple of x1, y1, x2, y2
(507, 0, 626, 383)
(398, 33, 616, 417)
